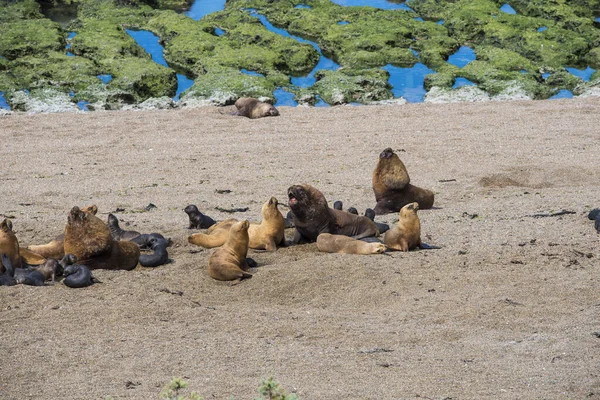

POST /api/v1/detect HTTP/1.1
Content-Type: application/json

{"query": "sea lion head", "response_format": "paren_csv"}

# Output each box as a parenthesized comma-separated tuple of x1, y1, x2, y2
(81, 204, 98, 215)
(400, 202, 419, 219)
(184, 204, 199, 215)
(232, 220, 250, 233)
(38, 258, 62, 280)
(371, 243, 387, 254)
(107, 213, 119, 227)
(287, 184, 328, 221)
(0, 219, 13, 232)
(68, 206, 86, 225)
(379, 147, 395, 159)
(265, 104, 279, 117)
(60, 253, 77, 268)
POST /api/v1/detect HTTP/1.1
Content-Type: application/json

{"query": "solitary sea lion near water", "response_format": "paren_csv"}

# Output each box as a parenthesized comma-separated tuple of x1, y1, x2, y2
(288, 184, 379, 244)
(189, 197, 286, 251)
(64, 206, 139, 270)
(208, 220, 253, 281)
(317, 233, 387, 255)
(184, 205, 216, 229)
(373, 148, 435, 215)
(383, 202, 422, 251)
(232, 97, 279, 119)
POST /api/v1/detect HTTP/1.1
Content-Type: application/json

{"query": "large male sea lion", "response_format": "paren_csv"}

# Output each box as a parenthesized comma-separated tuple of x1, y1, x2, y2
(207, 220, 253, 281)
(287, 184, 379, 244)
(232, 97, 279, 119)
(383, 202, 422, 251)
(64, 206, 139, 270)
(372, 147, 435, 215)
(188, 197, 285, 251)
(316, 233, 387, 255)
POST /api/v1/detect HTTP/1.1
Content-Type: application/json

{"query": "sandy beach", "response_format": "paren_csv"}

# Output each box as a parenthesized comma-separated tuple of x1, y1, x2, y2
(1, 98, 599, 399)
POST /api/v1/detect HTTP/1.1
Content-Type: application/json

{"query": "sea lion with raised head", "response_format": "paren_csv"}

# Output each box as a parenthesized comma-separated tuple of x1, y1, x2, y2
(184, 205, 216, 229)
(189, 197, 286, 251)
(64, 206, 139, 270)
(384, 202, 422, 251)
(287, 184, 379, 244)
(107, 214, 141, 241)
(207, 220, 253, 281)
(232, 97, 279, 119)
(373, 147, 435, 215)
(316, 233, 387, 255)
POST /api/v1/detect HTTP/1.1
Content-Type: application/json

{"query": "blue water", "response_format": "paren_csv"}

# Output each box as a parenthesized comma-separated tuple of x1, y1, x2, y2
(410, 48, 419, 57)
(214, 27, 225, 36)
(566, 66, 595, 81)
(330, 0, 414, 11)
(542, 72, 551, 79)
(453, 77, 476, 89)
(0, 92, 10, 110)
(240, 69, 265, 78)
(273, 87, 298, 107)
(448, 46, 476, 68)
(549, 89, 573, 99)
(436, 20, 444, 25)
(66, 31, 76, 56)
(537, 26, 548, 32)
(595, 17, 600, 22)
(295, 4, 311, 9)
(184, 0, 226, 21)
(97, 74, 113, 84)
(338, 21, 350, 25)
(500, 4, 517, 14)
(126, 29, 195, 100)
(519, 69, 528, 74)
(315, 95, 329, 107)
(77, 100, 90, 111)
(384, 62, 435, 102)
(249, 10, 340, 88)
(414, 17, 424, 22)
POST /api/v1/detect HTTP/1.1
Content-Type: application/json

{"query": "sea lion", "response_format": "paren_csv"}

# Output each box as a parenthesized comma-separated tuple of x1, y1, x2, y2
(383, 202, 422, 251)
(184, 205, 216, 229)
(333, 201, 343, 211)
(207, 220, 253, 281)
(13, 268, 45, 286)
(107, 214, 141, 241)
(0, 219, 23, 273)
(139, 237, 170, 268)
(130, 233, 171, 249)
(287, 184, 379, 244)
(189, 197, 285, 251)
(27, 204, 98, 260)
(64, 206, 139, 270)
(373, 147, 435, 215)
(316, 233, 387, 255)
(0, 254, 17, 286)
(232, 97, 279, 119)
(33, 258, 62, 281)
(63, 263, 98, 288)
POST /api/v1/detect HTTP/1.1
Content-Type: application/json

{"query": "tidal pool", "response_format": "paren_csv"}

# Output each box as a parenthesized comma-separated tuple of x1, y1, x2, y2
(549, 89, 574, 99)
(448, 46, 476, 68)
(0, 92, 10, 110)
(383, 63, 436, 102)
(329, 0, 414, 12)
(500, 4, 517, 15)
(184, 0, 226, 21)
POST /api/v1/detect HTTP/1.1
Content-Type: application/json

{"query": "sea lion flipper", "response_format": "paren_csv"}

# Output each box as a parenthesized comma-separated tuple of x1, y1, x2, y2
(264, 239, 277, 252)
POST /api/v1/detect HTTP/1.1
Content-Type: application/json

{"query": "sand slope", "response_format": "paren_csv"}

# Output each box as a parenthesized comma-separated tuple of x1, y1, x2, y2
(1, 98, 599, 399)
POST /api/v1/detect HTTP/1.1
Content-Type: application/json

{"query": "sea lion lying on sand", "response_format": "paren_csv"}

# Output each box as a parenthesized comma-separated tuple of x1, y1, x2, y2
(189, 197, 285, 251)
(232, 97, 279, 119)
(373, 147, 434, 215)
(208, 220, 253, 281)
(317, 233, 387, 255)
(287, 184, 379, 244)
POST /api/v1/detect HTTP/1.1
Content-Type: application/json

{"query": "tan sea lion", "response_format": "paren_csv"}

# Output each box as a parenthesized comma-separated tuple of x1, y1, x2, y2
(287, 184, 379, 244)
(27, 204, 99, 260)
(383, 202, 421, 251)
(232, 97, 279, 119)
(64, 206, 139, 270)
(207, 220, 252, 281)
(373, 147, 434, 215)
(0, 219, 21, 273)
(188, 197, 285, 251)
(316, 233, 387, 255)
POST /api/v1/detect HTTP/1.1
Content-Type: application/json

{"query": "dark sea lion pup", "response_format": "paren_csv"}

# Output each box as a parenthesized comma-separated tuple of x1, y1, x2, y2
(63, 264, 99, 288)
(287, 184, 379, 244)
(184, 205, 216, 229)
(373, 147, 435, 215)
(0, 254, 17, 286)
(0, 219, 22, 272)
(139, 237, 170, 268)
(232, 97, 279, 119)
(107, 214, 141, 241)
(207, 220, 253, 281)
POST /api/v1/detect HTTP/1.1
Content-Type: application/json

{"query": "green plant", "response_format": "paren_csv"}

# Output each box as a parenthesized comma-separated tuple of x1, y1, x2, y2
(255, 377, 298, 400)
(160, 377, 204, 400)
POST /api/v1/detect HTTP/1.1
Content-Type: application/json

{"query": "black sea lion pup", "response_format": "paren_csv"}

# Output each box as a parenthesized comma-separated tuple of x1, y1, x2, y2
(288, 184, 379, 244)
(0, 254, 17, 286)
(317, 233, 387, 255)
(63, 263, 99, 288)
(184, 205, 216, 229)
(107, 214, 141, 241)
(130, 233, 171, 249)
(232, 97, 279, 119)
(139, 237, 170, 268)
(373, 147, 435, 215)
(207, 220, 253, 281)
(383, 202, 422, 252)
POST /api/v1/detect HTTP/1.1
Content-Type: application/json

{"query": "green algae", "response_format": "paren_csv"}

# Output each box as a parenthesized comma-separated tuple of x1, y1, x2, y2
(0, 0, 44, 22)
(0, 19, 63, 60)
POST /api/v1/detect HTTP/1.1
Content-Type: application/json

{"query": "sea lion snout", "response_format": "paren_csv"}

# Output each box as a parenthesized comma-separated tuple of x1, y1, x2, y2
(68, 206, 84, 224)
(268, 196, 278, 206)
(407, 202, 419, 211)
(268, 106, 279, 116)
(287, 186, 303, 207)
(379, 147, 394, 159)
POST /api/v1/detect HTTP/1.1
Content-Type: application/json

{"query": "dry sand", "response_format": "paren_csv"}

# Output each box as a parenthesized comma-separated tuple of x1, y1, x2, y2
(1, 98, 599, 399)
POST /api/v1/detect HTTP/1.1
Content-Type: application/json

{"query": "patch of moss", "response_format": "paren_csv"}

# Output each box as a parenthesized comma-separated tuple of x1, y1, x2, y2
(0, 19, 63, 60)
(0, 0, 44, 22)
(307, 68, 393, 104)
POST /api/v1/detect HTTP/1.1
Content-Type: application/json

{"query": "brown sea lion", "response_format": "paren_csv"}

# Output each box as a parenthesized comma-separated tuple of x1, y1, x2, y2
(316, 233, 387, 255)
(0, 219, 22, 273)
(27, 204, 99, 260)
(383, 202, 422, 251)
(287, 184, 379, 244)
(63, 206, 139, 270)
(232, 97, 279, 119)
(207, 220, 253, 281)
(373, 147, 435, 215)
(188, 197, 285, 251)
